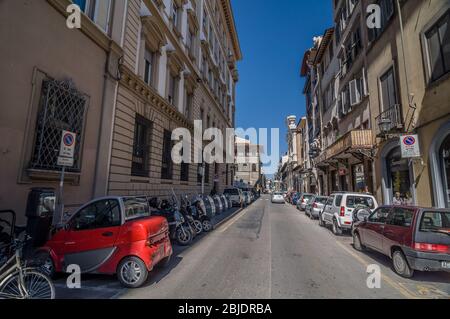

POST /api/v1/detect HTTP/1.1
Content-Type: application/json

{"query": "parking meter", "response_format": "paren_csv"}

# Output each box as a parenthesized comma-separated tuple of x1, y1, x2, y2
(25, 188, 55, 248)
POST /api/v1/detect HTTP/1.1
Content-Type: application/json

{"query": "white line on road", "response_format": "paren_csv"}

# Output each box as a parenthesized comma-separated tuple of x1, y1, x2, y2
(334, 240, 418, 299)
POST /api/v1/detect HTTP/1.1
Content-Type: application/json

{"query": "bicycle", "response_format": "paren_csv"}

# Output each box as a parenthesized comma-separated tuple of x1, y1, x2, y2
(0, 210, 55, 299)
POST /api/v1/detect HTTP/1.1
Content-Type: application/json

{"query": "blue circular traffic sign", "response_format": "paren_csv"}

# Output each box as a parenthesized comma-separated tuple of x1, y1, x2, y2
(403, 136, 416, 146)
(63, 133, 75, 147)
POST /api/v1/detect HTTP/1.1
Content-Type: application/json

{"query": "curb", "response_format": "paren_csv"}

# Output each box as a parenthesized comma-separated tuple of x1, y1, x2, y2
(213, 207, 245, 229)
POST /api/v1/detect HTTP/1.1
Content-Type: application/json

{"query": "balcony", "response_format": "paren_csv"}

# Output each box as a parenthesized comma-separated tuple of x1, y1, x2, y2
(327, 130, 373, 159)
(375, 104, 404, 137)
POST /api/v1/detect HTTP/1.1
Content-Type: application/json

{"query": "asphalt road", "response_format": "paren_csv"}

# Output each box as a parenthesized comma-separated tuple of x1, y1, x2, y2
(119, 195, 449, 299)
(55, 195, 449, 299)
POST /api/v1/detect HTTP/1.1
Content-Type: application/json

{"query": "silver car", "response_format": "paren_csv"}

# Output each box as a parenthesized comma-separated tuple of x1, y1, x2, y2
(305, 196, 329, 219)
(271, 192, 285, 204)
(296, 193, 314, 211)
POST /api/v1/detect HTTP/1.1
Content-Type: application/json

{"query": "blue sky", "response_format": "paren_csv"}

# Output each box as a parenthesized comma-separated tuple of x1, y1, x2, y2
(231, 0, 333, 159)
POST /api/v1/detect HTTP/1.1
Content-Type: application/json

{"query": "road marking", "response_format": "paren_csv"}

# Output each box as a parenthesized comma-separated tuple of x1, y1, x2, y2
(334, 240, 418, 299)
(218, 206, 251, 233)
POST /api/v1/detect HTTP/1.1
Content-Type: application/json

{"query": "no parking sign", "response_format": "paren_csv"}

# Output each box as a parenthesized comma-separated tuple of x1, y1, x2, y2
(400, 135, 420, 158)
(59, 130, 76, 159)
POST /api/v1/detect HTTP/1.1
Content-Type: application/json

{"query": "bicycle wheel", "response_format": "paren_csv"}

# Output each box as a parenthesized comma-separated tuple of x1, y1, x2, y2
(0, 269, 55, 299)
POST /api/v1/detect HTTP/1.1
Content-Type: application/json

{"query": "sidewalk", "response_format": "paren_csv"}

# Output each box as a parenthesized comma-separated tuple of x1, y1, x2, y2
(54, 205, 246, 299)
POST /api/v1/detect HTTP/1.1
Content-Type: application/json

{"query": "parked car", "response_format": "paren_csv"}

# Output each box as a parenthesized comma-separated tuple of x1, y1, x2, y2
(296, 193, 314, 211)
(305, 196, 329, 219)
(319, 192, 378, 235)
(40, 196, 173, 288)
(224, 188, 244, 207)
(352, 206, 450, 278)
(271, 192, 285, 204)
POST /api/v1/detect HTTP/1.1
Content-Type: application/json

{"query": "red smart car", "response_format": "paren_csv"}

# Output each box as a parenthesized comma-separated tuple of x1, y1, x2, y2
(352, 206, 450, 278)
(40, 196, 172, 288)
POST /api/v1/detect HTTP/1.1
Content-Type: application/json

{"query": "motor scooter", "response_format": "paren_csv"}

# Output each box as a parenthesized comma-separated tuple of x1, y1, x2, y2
(149, 197, 193, 246)
(180, 196, 202, 236)
(191, 196, 214, 232)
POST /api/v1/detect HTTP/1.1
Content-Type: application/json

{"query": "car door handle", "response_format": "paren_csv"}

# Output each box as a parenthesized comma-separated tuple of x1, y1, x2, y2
(102, 232, 114, 237)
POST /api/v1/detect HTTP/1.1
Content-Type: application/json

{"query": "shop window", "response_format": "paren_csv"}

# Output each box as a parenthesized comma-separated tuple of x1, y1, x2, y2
(387, 147, 413, 206)
(352, 164, 366, 192)
(440, 134, 450, 207)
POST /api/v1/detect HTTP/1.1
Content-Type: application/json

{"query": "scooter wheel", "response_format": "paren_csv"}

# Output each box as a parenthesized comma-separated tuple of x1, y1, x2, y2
(193, 220, 203, 235)
(202, 219, 213, 232)
(176, 227, 193, 246)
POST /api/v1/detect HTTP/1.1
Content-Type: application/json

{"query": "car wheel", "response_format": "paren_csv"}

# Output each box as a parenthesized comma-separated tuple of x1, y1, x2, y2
(353, 232, 365, 252)
(318, 214, 325, 227)
(392, 250, 414, 278)
(117, 257, 148, 288)
(332, 219, 343, 236)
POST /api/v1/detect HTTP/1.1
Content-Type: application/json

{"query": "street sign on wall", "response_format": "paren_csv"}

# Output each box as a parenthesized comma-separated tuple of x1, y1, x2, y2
(400, 135, 420, 158)
(57, 156, 74, 167)
(59, 130, 76, 158)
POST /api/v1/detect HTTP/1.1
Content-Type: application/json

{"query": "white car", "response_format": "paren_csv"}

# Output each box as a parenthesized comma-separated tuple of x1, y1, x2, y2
(224, 188, 244, 207)
(319, 192, 378, 235)
(271, 192, 285, 204)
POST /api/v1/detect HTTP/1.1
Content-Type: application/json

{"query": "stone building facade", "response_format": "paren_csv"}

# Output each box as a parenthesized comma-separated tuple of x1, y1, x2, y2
(107, 0, 241, 199)
(0, 0, 126, 222)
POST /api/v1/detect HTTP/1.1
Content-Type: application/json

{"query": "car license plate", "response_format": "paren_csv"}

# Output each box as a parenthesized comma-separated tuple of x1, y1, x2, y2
(441, 261, 450, 269)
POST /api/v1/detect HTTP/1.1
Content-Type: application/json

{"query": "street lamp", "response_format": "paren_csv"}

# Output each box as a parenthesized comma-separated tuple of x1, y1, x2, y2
(379, 118, 392, 136)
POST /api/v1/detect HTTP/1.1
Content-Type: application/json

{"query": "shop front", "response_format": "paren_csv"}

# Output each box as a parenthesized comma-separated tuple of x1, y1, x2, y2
(429, 121, 450, 208)
(379, 139, 416, 206)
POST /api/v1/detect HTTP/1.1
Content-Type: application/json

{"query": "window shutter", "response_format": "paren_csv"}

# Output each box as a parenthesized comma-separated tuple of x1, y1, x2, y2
(349, 79, 358, 106)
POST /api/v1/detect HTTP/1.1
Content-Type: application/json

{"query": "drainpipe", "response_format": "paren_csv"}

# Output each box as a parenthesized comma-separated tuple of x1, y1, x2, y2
(396, 0, 415, 132)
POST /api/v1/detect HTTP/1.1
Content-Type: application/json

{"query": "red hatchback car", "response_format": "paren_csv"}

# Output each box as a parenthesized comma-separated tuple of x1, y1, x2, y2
(352, 206, 450, 278)
(40, 196, 173, 288)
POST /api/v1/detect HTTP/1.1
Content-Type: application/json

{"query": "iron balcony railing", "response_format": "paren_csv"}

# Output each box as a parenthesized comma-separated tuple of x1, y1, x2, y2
(375, 104, 403, 136)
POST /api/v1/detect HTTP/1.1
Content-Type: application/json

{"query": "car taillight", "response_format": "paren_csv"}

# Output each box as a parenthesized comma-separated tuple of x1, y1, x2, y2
(313, 203, 318, 208)
(340, 207, 345, 217)
(414, 243, 449, 254)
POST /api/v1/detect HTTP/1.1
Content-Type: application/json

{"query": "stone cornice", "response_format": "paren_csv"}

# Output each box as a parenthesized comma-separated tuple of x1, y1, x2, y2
(120, 65, 194, 131)
(220, 0, 242, 61)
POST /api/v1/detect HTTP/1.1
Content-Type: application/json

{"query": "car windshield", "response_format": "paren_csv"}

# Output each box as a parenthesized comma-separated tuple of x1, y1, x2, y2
(346, 196, 375, 209)
(420, 211, 450, 233)
(123, 197, 151, 221)
(315, 197, 328, 204)
(274, 193, 282, 196)
(224, 189, 239, 195)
